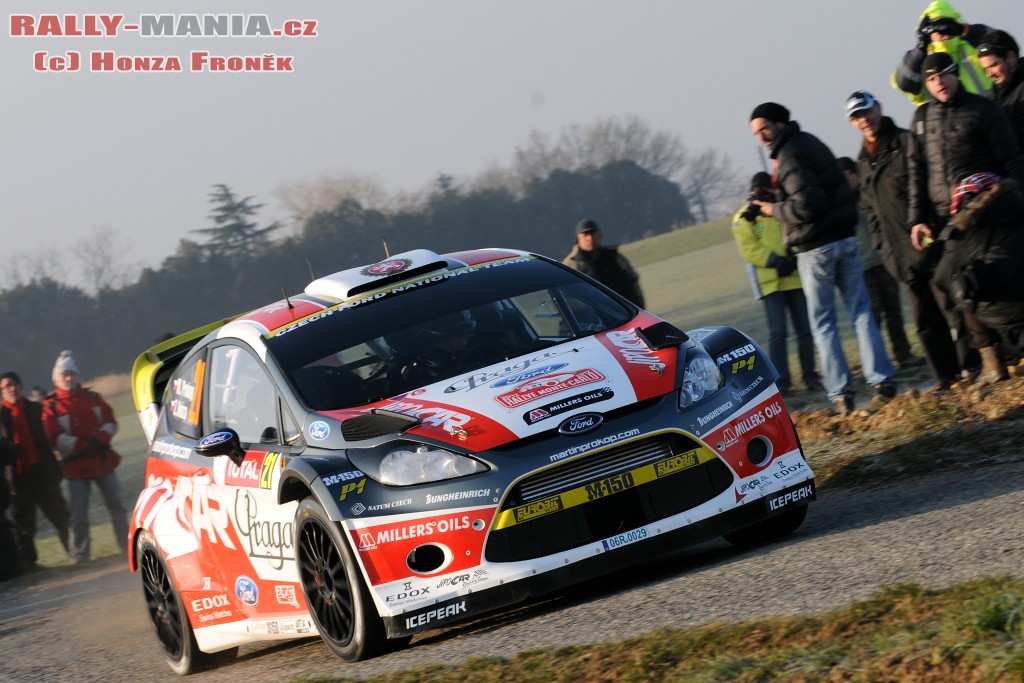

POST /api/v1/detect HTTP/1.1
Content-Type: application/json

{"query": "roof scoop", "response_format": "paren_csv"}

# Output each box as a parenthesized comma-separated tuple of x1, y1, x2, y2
(305, 249, 450, 302)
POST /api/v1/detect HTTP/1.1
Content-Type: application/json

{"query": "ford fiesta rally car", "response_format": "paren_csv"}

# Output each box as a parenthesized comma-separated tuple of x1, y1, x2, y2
(128, 247, 815, 674)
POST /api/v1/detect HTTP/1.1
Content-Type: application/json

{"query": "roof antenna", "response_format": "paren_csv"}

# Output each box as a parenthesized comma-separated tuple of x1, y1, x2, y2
(381, 236, 390, 257)
(281, 286, 294, 309)
(305, 256, 315, 282)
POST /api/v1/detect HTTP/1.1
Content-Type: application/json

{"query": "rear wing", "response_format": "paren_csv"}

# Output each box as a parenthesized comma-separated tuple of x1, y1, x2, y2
(131, 318, 233, 443)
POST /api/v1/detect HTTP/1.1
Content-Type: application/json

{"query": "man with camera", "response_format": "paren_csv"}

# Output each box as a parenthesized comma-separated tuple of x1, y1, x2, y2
(731, 172, 819, 394)
(750, 102, 896, 414)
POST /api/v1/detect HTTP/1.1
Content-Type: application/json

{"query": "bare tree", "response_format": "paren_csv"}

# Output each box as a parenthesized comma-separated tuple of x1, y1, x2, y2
(1, 248, 68, 291)
(275, 172, 394, 225)
(679, 149, 745, 223)
(72, 224, 139, 294)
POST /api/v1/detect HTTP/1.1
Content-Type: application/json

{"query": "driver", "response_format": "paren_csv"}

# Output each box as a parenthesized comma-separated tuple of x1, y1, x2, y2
(400, 311, 479, 385)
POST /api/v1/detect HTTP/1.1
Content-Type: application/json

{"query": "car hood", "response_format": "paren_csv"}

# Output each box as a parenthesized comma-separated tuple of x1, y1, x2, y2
(324, 322, 680, 451)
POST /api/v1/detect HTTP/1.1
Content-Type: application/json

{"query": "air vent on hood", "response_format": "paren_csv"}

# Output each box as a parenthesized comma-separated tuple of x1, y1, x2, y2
(341, 410, 420, 441)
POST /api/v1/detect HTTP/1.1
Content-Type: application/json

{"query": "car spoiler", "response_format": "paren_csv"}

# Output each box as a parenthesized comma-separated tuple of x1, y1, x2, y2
(130, 318, 234, 443)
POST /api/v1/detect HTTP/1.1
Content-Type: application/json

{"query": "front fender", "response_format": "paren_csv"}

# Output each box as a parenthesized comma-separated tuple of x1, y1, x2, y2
(279, 455, 359, 522)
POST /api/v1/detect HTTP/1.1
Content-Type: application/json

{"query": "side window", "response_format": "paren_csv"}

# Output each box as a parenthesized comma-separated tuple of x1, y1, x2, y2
(163, 349, 208, 440)
(207, 345, 280, 445)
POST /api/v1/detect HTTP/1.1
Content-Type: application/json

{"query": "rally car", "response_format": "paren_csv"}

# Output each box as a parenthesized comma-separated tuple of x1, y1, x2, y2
(128, 247, 815, 674)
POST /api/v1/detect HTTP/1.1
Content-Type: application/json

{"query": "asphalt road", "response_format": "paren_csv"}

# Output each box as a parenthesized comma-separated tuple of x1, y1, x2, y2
(2, 460, 1023, 683)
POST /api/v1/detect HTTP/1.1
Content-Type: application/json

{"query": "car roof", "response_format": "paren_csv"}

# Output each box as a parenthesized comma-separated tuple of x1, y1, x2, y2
(230, 247, 531, 337)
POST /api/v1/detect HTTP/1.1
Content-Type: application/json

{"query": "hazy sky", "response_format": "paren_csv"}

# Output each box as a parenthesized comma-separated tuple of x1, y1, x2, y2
(4, 1, 1018, 282)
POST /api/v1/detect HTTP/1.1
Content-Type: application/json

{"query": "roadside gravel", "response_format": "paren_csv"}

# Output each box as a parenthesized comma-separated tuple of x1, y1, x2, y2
(2, 459, 1022, 683)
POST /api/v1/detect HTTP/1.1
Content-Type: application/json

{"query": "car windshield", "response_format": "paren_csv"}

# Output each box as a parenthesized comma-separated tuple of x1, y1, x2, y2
(266, 256, 634, 410)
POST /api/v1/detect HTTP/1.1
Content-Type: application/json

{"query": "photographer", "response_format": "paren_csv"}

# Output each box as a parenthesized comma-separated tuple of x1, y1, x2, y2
(731, 172, 820, 393)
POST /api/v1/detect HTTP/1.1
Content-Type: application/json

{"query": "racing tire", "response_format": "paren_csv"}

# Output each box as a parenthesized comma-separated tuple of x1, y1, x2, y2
(295, 497, 397, 661)
(136, 530, 238, 675)
(722, 504, 808, 548)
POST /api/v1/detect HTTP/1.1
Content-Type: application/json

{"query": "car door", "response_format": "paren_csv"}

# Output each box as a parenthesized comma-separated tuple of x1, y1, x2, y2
(200, 343, 311, 623)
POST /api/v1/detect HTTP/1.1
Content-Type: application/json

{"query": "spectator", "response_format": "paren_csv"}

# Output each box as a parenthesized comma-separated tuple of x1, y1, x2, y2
(563, 219, 645, 307)
(749, 102, 896, 414)
(731, 172, 820, 393)
(837, 156, 924, 371)
(892, 0, 992, 105)
(938, 173, 1024, 366)
(977, 30, 1024, 146)
(1, 371, 70, 569)
(0, 422, 23, 580)
(41, 351, 128, 563)
(846, 91, 961, 391)
(907, 52, 1024, 385)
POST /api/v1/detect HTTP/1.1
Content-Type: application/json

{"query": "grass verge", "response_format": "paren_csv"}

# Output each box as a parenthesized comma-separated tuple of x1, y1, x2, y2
(301, 577, 1024, 683)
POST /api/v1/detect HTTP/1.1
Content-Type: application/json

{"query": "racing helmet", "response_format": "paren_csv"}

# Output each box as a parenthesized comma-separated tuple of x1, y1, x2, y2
(420, 310, 477, 338)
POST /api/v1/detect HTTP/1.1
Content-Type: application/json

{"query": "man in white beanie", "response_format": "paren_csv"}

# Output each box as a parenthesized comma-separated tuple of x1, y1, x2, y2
(41, 350, 128, 563)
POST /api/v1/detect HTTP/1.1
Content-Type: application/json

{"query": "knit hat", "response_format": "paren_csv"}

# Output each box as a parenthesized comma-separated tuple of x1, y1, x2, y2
(845, 91, 878, 117)
(52, 350, 79, 382)
(950, 172, 1001, 215)
(922, 52, 957, 77)
(750, 102, 790, 123)
(575, 219, 600, 235)
(749, 172, 773, 192)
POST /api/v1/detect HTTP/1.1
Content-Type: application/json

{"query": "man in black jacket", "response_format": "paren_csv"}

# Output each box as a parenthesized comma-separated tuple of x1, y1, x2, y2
(1, 371, 70, 568)
(562, 219, 645, 307)
(907, 52, 1024, 384)
(750, 102, 896, 413)
(846, 91, 961, 390)
(978, 30, 1024, 147)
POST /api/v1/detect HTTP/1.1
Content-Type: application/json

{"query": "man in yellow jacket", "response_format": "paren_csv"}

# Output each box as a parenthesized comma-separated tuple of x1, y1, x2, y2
(732, 172, 820, 393)
(892, 0, 993, 105)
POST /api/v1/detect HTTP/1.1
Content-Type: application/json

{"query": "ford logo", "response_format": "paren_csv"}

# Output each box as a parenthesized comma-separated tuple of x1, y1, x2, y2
(490, 363, 568, 388)
(198, 431, 233, 447)
(308, 421, 331, 441)
(558, 412, 604, 435)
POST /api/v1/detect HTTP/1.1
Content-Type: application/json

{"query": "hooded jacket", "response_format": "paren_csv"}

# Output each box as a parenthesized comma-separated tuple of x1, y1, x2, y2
(945, 179, 1024, 324)
(770, 121, 858, 252)
(993, 61, 1024, 149)
(730, 210, 802, 298)
(41, 387, 121, 480)
(893, 1, 992, 105)
(857, 116, 939, 282)
(907, 87, 1024, 226)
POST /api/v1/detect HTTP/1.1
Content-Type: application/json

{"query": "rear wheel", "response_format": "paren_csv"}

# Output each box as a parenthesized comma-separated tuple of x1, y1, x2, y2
(295, 498, 399, 661)
(136, 530, 238, 675)
(723, 504, 808, 547)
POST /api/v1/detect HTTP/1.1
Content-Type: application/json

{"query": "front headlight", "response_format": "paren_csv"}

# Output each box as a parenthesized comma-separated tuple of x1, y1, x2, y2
(678, 349, 722, 409)
(378, 445, 488, 486)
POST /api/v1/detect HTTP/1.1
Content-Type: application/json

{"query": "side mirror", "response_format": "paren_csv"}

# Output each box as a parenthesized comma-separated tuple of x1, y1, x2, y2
(196, 428, 246, 466)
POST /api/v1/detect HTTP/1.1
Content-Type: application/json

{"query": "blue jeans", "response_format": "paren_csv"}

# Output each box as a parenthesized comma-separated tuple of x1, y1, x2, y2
(67, 471, 129, 563)
(797, 237, 895, 399)
(762, 288, 818, 390)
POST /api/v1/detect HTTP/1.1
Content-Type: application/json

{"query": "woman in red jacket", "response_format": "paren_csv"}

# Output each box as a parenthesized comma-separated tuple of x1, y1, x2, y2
(41, 351, 128, 564)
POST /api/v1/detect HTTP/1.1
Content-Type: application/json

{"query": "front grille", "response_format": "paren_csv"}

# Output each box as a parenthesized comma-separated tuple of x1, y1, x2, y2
(518, 436, 675, 503)
(485, 433, 733, 562)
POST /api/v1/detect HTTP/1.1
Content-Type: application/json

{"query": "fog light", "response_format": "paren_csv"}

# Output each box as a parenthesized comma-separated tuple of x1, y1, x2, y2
(407, 544, 451, 574)
(747, 435, 772, 466)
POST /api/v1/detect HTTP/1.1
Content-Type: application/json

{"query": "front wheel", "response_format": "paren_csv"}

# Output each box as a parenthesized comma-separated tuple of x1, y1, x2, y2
(295, 498, 395, 661)
(136, 530, 237, 675)
(723, 504, 808, 547)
